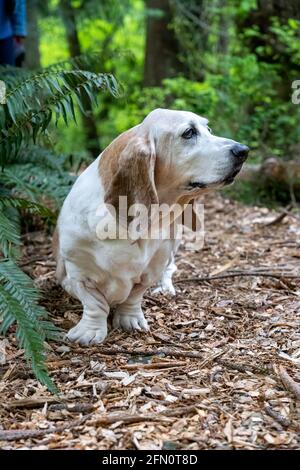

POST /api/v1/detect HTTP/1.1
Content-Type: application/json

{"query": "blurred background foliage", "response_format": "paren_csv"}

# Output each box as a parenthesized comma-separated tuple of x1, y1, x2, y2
(32, 0, 300, 164)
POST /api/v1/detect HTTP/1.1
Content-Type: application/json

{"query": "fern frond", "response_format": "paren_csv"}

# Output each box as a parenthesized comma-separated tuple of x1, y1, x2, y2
(0, 195, 57, 223)
(1, 164, 75, 207)
(0, 65, 30, 87)
(0, 208, 20, 257)
(0, 261, 58, 393)
(0, 260, 44, 312)
(0, 68, 119, 165)
(0, 57, 120, 393)
(1, 168, 41, 202)
(0, 260, 60, 338)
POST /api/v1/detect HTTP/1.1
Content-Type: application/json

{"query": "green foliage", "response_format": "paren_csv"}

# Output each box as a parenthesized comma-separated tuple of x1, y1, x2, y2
(46, 0, 296, 165)
(0, 65, 119, 165)
(39, 0, 144, 152)
(223, 178, 297, 208)
(0, 260, 59, 392)
(0, 60, 119, 392)
(0, 195, 56, 258)
(101, 0, 300, 164)
(0, 193, 59, 392)
(36, 0, 300, 165)
(1, 147, 77, 206)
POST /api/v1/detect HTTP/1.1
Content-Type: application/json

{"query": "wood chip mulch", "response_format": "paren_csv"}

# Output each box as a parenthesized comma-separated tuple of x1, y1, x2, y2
(0, 194, 300, 450)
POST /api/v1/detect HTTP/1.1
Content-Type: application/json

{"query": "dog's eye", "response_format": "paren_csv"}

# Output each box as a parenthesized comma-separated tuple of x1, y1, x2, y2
(208, 127, 212, 134)
(182, 128, 197, 139)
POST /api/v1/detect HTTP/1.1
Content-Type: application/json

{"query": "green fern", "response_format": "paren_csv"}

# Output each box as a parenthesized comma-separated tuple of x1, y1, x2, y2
(0, 261, 58, 393)
(0, 196, 60, 392)
(0, 59, 120, 392)
(1, 163, 76, 206)
(0, 195, 56, 222)
(0, 209, 20, 258)
(0, 66, 119, 165)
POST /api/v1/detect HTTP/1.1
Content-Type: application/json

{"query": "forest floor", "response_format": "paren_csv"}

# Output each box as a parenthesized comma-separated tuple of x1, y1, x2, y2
(0, 194, 300, 450)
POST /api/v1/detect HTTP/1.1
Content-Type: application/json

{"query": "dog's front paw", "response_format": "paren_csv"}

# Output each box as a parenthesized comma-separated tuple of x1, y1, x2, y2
(113, 311, 149, 332)
(66, 319, 107, 346)
(152, 280, 176, 296)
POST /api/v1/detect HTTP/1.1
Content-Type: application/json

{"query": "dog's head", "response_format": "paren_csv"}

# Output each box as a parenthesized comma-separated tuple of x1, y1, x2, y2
(100, 108, 249, 210)
(143, 108, 249, 198)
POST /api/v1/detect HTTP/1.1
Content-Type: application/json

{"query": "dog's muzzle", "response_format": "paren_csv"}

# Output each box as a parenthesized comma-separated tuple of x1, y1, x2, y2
(223, 143, 250, 185)
(230, 144, 249, 162)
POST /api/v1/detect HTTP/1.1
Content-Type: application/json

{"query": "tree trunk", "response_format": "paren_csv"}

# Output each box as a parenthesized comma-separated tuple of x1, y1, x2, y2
(144, 0, 182, 87)
(217, 0, 229, 55)
(59, 0, 100, 157)
(24, 0, 41, 69)
(238, 158, 300, 202)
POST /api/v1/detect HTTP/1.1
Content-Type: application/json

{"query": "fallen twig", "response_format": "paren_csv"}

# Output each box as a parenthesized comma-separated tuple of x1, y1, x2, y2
(277, 365, 300, 400)
(264, 205, 293, 227)
(98, 346, 205, 360)
(97, 346, 269, 374)
(264, 212, 288, 227)
(3, 396, 62, 409)
(48, 403, 96, 413)
(122, 360, 187, 370)
(0, 405, 197, 442)
(19, 256, 50, 267)
(174, 270, 300, 284)
(0, 416, 88, 442)
(198, 350, 227, 368)
(216, 359, 269, 375)
(264, 404, 290, 428)
(144, 294, 168, 306)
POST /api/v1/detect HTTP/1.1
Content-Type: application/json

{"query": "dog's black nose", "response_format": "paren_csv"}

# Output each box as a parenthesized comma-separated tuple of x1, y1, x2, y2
(231, 144, 249, 160)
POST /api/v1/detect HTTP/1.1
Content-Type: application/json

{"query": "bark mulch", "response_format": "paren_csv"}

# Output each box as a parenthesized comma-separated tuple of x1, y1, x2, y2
(0, 194, 300, 449)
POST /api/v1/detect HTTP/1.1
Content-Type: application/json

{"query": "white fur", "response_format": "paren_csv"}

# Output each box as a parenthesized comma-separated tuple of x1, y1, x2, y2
(57, 109, 245, 345)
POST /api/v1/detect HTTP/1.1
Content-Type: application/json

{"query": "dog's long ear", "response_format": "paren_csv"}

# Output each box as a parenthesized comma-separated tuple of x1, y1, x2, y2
(99, 129, 158, 215)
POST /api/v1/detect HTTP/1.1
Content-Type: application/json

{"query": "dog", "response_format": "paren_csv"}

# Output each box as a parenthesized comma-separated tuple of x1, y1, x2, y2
(53, 108, 249, 345)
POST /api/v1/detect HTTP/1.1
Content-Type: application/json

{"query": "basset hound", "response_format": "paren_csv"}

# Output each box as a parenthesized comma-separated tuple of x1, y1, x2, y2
(53, 109, 249, 345)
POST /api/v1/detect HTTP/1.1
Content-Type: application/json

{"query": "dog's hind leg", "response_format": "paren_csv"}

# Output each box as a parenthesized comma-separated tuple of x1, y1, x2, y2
(152, 239, 180, 296)
(113, 285, 149, 332)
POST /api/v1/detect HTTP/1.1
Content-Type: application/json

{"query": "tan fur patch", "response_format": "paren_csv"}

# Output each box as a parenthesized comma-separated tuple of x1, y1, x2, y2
(99, 128, 136, 194)
(99, 129, 158, 214)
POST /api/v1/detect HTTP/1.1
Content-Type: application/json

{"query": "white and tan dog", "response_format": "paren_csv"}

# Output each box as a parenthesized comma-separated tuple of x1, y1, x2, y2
(54, 109, 249, 345)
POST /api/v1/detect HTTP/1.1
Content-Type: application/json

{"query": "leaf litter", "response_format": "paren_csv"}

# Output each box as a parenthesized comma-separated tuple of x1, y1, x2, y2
(0, 194, 300, 449)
